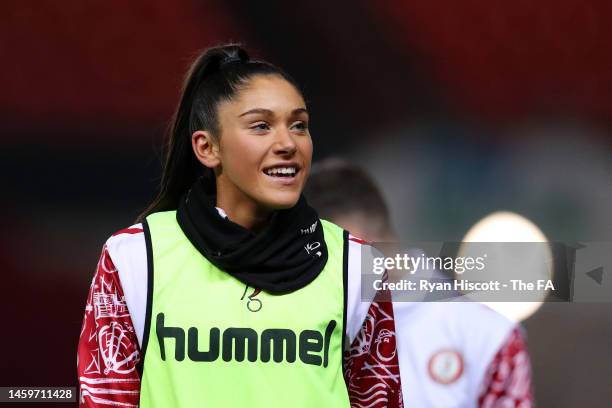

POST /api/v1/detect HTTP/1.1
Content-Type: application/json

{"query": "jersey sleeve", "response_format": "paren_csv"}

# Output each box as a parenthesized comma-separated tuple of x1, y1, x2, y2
(477, 328, 534, 408)
(345, 234, 380, 343)
(344, 235, 403, 408)
(77, 227, 145, 407)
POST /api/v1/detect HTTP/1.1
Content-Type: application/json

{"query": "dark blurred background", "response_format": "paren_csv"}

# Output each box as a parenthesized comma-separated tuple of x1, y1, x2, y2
(2, 1, 611, 406)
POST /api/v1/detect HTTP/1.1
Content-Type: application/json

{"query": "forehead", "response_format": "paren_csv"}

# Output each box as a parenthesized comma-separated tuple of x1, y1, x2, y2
(222, 75, 306, 114)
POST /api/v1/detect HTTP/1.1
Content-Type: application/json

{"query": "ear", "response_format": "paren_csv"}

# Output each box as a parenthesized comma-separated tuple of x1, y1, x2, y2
(192, 130, 221, 168)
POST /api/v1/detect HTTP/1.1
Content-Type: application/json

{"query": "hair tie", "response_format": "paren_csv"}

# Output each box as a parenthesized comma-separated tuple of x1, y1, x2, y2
(220, 55, 242, 68)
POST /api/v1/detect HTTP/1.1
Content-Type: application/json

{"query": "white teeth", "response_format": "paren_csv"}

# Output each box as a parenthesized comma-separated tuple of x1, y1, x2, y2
(265, 166, 297, 176)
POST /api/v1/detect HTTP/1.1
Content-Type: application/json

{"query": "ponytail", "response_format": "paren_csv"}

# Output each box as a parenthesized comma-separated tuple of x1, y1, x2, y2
(136, 44, 302, 223)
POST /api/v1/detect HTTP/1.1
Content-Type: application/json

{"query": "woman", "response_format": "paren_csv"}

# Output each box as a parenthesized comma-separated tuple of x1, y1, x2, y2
(77, 44, 401, 407)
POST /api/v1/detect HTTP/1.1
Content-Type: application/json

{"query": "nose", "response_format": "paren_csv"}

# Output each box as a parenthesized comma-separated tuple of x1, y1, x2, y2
(273, 127, 297, 156)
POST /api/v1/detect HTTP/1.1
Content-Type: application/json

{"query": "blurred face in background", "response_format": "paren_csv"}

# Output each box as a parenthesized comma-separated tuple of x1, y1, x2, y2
(331, 211, 395, 242)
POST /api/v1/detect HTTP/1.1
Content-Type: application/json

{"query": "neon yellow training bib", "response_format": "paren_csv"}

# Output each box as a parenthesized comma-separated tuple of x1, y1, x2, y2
(139, 211, 350, 407)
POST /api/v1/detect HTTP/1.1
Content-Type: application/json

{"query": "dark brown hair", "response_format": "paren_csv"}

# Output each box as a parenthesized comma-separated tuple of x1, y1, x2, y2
(136, 44, 302, 222)
(304, 158, 392, 233)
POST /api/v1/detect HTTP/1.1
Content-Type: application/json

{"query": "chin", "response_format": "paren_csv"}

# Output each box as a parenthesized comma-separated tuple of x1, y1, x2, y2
(263, 192, 301, 210)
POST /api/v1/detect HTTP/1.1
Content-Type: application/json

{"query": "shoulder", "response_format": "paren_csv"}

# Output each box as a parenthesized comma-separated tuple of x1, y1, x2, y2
(392, 301, 525, 403)
(446, 302, 516, 344)
(395, 301, 516, 347)
(345, 233, 376, 282)
(104, 223, 147, 282)
(320, 219, 374, 267)
(343, 231, 379, 343)
(345, 232, 382, 292)
(417, 301, 514, 331)
(105, 224, 145, 256)
(103, 223, 149, 347)
(394, 301, 518, 388)
(448, 303, 519, 372)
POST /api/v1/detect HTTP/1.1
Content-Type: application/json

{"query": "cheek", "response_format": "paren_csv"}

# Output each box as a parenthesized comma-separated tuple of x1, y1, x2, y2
(300, 136, 313, 159)
(221, 135, 265, 177)
(301, 137, 313, 169)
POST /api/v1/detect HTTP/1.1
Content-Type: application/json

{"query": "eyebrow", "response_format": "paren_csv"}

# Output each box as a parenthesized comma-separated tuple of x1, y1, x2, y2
(238, 108, 309, 117)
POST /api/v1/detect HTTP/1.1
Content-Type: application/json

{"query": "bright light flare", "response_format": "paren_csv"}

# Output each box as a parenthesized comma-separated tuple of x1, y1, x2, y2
(459, 211, 552, 322)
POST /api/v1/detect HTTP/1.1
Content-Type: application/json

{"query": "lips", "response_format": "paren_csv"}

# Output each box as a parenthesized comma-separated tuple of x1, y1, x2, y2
(262, 163, 302, 186)
(262, 163, 300, 178)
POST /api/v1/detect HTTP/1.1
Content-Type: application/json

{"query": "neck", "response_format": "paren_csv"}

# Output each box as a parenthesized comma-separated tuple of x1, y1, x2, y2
(215, 183, 271, 234)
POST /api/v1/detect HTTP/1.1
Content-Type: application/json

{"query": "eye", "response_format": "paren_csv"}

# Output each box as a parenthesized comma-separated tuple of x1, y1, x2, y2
(291, 121, 308, 132)
(250, 122, 270, 133)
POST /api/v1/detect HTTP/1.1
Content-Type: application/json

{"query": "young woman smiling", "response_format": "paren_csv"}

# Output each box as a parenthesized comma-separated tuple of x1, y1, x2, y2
(77, 45, 401, 407)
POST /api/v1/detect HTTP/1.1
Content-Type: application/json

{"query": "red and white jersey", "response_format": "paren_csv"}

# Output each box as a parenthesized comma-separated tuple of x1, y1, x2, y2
(78, 226, 143, 407)
(77, 227, 398, 407)
(77, 227, 531, 407)
(391, 301, 532, 407)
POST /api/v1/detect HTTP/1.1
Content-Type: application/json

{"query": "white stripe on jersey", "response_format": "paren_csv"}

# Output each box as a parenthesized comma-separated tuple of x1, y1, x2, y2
(346, 234, 377, 344)
(105, 224, 147, 347)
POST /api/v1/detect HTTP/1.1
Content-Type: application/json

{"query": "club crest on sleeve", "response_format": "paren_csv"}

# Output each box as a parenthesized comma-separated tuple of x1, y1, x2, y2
(428, 349, 464, 385)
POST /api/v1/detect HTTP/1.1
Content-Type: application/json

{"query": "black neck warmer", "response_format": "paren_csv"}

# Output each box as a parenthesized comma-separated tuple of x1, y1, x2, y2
(176, 178, 328, 294)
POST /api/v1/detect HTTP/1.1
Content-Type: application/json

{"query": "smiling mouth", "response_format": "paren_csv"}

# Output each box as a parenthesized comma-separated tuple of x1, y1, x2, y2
(263, 166, 299, 178)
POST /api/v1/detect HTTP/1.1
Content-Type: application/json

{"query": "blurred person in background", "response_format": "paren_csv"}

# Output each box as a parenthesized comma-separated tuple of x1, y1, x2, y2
(77, 45, 402, 407)
(305, 158, 534, 407)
